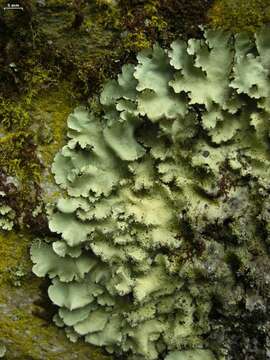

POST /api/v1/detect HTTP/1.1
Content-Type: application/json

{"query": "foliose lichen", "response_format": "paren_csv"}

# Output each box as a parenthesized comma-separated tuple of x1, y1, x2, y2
(0, 191, 15, 231)
(31, 26, 270, 359)
(0, 342, 6, 358)
(0, 0, 215, 235)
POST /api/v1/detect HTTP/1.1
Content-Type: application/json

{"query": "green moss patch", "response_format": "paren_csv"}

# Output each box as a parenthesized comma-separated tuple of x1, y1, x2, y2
(208, 0, 270, 33)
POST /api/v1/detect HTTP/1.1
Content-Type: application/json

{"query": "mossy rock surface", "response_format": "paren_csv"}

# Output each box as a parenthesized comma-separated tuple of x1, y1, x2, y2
(1, 0, 268, 359)
(208, 0, 270, 33)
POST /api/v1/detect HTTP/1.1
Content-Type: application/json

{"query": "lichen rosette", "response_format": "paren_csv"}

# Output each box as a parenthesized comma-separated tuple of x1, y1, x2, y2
(31, 27, 270, 360)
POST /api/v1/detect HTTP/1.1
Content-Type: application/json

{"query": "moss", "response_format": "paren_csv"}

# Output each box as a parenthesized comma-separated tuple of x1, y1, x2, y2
(0, 287, 111, 359)
(0, 0, 214, 102)
(0, 74, 77, 230)
(91, 0, 122, 30)
(0, 129, 42, 230)
(208, 0, 270, 33)
(0, 99, 30, 131)
(31, 81, 76, 167)
(114, 0, 214, 54)
(156, 0, 214, 42)
(0, 230, 31, 286)
(122, 31, 152, 52)
(0, 307, 110, 360)
(0, 132, 40, 178)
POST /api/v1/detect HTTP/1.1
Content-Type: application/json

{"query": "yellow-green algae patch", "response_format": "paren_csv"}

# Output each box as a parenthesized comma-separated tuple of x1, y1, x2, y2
(208, 0, 270, 33)
(0, 230, 111, 360)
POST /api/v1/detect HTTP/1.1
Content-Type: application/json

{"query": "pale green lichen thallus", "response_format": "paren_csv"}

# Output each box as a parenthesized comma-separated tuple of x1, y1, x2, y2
(31, 27, 270, 360)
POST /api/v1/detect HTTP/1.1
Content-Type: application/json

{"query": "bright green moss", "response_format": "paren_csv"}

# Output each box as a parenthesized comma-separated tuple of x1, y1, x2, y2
(0, 99, 30, 131)
(0, 132, 40, 177)
(122, 32, 153, 53)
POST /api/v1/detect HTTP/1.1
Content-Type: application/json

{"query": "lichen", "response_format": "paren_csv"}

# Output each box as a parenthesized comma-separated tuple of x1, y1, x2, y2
(0, 2, 218, 359)
(0, 343, 6, 358)
(0, 0, 215, 233)
(0, 191, 15, 231)
(31, 26, 270, 359)
(165, 350, 216, 360)
(0, 230, 111, 360)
